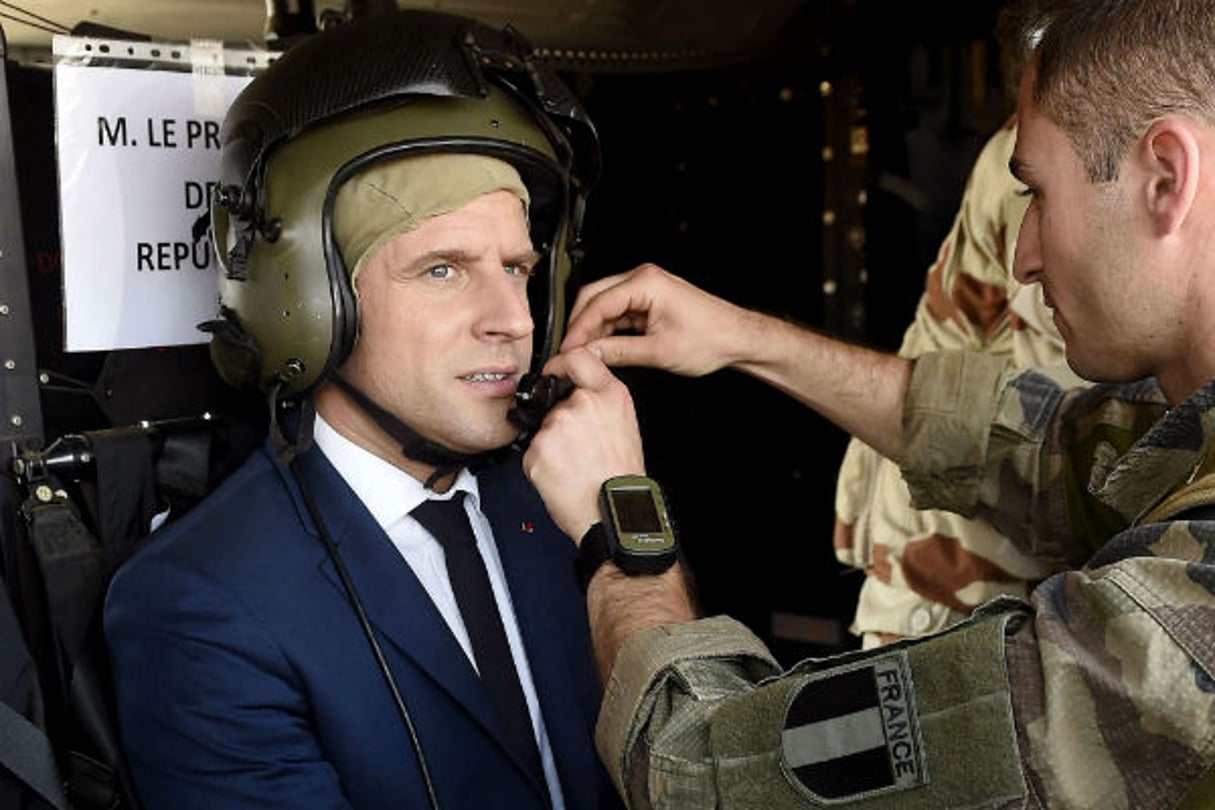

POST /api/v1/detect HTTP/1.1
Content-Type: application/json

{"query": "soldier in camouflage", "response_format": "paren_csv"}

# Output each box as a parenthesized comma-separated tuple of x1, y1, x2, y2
(520, 0, 1215, 806)
(835, 0, 1086, 649)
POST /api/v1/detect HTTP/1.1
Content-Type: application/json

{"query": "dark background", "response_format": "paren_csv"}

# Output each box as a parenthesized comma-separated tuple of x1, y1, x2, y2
(570, 0, 1013, 662)
(7, 0, 1012, 665)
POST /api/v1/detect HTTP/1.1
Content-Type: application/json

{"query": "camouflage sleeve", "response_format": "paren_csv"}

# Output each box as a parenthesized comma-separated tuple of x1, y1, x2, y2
(900, 351, 1166, 566)
(595, 617, 783, 806)
(597, 535, 1215, 808)
(1007, 528, 1215, 807)
(599, 609, 1030, 809)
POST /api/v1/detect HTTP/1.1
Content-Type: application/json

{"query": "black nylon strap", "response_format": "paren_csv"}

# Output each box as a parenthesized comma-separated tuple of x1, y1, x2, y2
(0, 700, 66, 810)
(575, 523, 610, 591)
(0, 575, 66, 810)
(23, 496, 101, 698)
(330, 374, 474, 477)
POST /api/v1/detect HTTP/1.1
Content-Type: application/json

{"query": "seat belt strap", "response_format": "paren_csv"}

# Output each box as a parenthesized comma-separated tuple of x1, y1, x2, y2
(24, 495, 103, 680)
(0, 699, 67, 810)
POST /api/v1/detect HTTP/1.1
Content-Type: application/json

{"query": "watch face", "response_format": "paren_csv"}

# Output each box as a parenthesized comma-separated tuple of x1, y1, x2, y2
(612, 488, 664, 534)
(602, 476, 676, 557)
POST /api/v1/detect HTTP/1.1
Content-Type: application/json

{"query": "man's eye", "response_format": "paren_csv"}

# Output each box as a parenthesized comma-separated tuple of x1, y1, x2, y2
(427, 264, 455, 280)
(505, 263, 534, 277)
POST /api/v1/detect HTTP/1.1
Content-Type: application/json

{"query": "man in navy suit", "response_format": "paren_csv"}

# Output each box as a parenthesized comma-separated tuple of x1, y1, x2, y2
(104, 11, 616, 809)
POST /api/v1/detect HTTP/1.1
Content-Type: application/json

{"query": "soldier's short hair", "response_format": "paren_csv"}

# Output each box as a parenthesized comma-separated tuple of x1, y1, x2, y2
(1034, 0, 1215, 182)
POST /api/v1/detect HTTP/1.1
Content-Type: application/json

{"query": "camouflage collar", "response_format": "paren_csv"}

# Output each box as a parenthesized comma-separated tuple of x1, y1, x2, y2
(1093, 377, 1215, 525)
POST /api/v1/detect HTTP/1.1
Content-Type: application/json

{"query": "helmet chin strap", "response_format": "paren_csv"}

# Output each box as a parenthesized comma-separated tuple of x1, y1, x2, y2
(330, 373, 502, 489)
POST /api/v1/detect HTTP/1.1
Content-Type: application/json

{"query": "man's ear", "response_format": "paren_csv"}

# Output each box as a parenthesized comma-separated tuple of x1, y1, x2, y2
(1141, 117, 1200, 236)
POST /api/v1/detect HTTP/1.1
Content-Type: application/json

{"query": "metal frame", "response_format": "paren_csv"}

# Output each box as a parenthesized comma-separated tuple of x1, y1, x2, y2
(0, 24, 45, 472)
(50, 35, 276, 71)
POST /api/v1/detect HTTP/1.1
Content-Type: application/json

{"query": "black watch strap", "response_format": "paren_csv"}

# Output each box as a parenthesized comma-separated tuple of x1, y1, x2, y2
(576, 523, 611, 591)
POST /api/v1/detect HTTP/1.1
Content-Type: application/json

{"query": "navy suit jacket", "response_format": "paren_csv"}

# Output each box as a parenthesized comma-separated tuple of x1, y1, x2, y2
(104, 441, 616, 809)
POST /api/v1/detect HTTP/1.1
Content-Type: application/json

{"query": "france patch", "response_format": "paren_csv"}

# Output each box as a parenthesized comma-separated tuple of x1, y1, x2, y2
(781, 652, 927, 802)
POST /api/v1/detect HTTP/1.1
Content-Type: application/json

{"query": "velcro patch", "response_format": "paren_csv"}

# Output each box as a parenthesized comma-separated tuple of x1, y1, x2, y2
(781, 652, 927, 802)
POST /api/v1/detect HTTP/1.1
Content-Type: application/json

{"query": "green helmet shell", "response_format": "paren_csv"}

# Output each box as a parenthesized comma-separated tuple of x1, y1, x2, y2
(208, 10, 599, 398)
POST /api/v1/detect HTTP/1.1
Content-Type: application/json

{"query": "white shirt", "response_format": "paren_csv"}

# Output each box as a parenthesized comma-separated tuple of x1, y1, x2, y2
(313, 414, 565, 809)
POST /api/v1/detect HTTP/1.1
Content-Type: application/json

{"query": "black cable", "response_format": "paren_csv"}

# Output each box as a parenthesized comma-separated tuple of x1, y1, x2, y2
(289, 458, 442, 810)
(0, 2, 70, 33)
(0, 10, 61, 35)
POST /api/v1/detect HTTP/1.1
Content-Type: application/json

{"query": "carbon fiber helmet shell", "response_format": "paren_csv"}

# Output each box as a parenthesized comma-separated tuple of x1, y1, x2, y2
(208, 10, 598, 398)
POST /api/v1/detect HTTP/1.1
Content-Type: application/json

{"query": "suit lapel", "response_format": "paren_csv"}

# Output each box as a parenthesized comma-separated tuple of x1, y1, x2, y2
(289, 449, 498, 728)
(287, 450, 510, 748)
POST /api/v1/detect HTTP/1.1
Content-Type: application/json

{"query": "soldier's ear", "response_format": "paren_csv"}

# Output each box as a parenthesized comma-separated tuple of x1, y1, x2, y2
(1140, 117, 1199, 237)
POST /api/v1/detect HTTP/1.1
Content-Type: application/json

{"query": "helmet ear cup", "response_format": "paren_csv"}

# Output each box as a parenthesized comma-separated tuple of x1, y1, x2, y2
(527, 222, 573, 367)
(200, 308, 263, 390)
(325, 227, 361, 376)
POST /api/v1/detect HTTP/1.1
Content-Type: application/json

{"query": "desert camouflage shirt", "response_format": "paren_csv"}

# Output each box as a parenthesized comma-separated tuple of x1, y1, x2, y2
(598, 351, 1215, 809)
(834, 121, 1085, 647)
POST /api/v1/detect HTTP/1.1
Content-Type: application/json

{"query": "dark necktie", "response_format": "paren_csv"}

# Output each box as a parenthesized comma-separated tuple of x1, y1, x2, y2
(410, 493, 546, 790)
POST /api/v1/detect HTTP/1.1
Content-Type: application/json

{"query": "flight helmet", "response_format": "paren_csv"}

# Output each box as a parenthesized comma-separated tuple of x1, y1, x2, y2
(207, 9, 600, 400)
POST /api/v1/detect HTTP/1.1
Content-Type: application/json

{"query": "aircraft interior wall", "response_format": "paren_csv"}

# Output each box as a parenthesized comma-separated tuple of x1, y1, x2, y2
(3, 0, 1012, 664)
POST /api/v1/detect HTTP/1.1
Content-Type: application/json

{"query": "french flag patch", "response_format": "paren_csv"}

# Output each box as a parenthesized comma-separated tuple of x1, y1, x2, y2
(781, 652, 928, 801)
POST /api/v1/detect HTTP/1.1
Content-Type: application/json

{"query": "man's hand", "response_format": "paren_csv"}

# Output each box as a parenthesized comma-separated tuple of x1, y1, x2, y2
(522, 348, 646, 543)
(562, 263, 755, 377)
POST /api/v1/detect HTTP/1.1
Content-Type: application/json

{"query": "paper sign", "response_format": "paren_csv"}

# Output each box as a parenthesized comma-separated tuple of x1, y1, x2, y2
(55, 60, 254, 350)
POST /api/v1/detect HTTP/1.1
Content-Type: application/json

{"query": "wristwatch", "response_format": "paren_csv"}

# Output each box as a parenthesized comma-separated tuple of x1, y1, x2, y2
(576, 475, 679, 590)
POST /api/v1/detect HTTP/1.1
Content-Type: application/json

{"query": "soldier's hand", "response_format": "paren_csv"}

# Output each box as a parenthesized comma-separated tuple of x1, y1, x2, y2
(562, 263, 753, 377)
